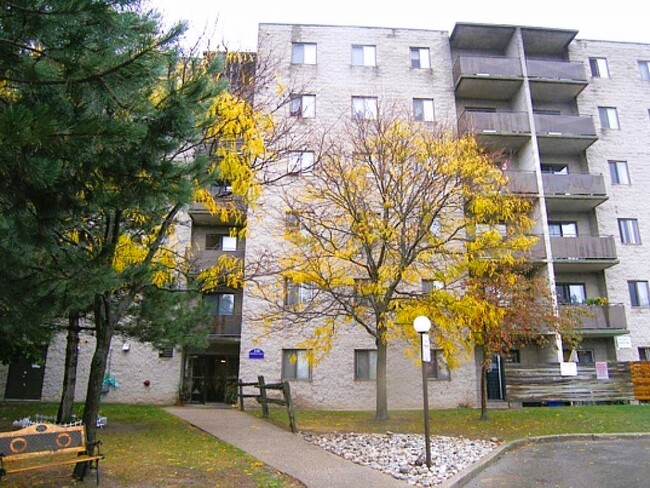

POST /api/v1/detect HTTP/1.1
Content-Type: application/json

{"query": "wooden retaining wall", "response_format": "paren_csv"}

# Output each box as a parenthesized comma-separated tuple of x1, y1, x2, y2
(505, 363, 635, 403)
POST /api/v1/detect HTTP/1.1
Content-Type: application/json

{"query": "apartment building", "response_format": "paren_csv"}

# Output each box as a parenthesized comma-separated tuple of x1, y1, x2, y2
(3, 22, 650, 408)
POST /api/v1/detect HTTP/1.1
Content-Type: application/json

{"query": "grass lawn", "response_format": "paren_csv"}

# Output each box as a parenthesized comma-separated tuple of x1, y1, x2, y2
(258, 404, 650, 442)
(0, 403, 303, 488)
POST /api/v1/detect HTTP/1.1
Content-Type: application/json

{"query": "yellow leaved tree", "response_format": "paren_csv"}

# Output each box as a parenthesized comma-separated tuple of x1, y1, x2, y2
(253, 105, 536, 420)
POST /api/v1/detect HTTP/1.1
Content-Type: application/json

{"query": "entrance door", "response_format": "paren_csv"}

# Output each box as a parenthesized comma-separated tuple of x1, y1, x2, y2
(486, 351, 520, 401)
(486, 355, 505, 400)
(5, 350, 47, 400)
(189, 355, 238, 403)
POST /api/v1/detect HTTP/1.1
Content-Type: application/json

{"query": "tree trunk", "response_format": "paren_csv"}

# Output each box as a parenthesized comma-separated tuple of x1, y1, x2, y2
(57, 314, 80, 424)
(74, 295, 115, 479)
(480, 359, 489, 421)
(374, 337, 389, 421)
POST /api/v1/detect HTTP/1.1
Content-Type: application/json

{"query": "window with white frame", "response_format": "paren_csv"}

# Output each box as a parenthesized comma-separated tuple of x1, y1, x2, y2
(205, 234, 237, 251)
(204, 293, 235, 316)
(410, 47, 430, 69)
(285, 280, 316, 305)
(589, 57, 610, 78)
(427, 349, 450, 380)
(628, 280, 650, 307)
(351, 96, 377, 120)
(354, 349, 377, 380)
(413, 98, 435, 122)
(288, 151, 315, 174)
(541, 164, 569, 174)
(639, 61, 650, 80)
(618, 219, 641, 244)
(548, 221, 578, 237)
(639, 347, 650, 361)
(576, 350, 594, 364)
(291, 43, 317, 64)
(609, 160, 630, 185)
(351, 45, 376, 66)
(422, 279, 444, 293)
(282, 349, 311, 380)
(556, 283, 586, 305)
(290, 94, 316, 118)
(598, 106, 620, 129)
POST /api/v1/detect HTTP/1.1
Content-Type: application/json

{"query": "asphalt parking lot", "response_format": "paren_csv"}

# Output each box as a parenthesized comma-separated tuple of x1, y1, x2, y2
(462, 437, 650, 488)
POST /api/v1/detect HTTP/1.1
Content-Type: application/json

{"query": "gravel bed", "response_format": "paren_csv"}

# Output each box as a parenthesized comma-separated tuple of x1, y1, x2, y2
(301, 431, 500, 486)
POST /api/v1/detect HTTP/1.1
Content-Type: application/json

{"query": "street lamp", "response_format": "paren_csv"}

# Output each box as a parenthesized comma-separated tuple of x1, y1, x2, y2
(413, 315, 432, 468)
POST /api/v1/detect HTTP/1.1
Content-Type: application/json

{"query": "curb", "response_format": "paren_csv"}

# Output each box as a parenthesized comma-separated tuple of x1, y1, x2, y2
(438, 432, 650, 488)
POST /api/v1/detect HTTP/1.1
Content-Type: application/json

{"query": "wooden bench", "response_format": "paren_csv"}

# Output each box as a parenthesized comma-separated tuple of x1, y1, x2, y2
(0, 423, 103, 485)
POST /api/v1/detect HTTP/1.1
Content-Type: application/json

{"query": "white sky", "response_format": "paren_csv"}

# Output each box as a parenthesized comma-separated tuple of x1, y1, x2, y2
(146, 0, 649, 51)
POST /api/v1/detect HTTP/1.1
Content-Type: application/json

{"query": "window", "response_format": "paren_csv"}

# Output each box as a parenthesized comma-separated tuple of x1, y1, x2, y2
(639, 61, 650, 80)
(576, 350, 594, 364)
(618, 219, 641, 244)
(288, 151, 315, 174)
(556, 283, 586, 305)
(413, 98, 435, 122)
(290, 94, 316, 118)
(598, 107, 620, 129)
(541, 164, 569, 174)
(639, 347, 650, 361)
(422, 279, 444, 293)
(292, 43, 317, 64)
(628, 280, 650, 307)
(429, 217, 441, 235)
(548, 221, 578, 237)
(204, 293, 235, 316)
(410, 47, 430, 69)
(427, 350, 450, 380)
(351, 96, 377, 120)
(286, 281, 316, 305)
(205, 234, 237, 251)
(609, 160, 630, 185)
(355, 350, 377, 380)
(589, 57, 610, 78)
(158, 347, 174, 358)
(351, 45, 376, 66)
(282, 349, 311, 380)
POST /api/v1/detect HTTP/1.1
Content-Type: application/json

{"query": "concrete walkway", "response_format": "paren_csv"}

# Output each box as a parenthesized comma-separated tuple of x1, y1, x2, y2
(166, 406, 410, 488)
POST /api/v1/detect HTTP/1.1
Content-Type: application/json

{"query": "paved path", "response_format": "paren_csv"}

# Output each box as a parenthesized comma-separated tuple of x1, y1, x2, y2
(166, 406, 410, 488)
(461, 436, 650, 488)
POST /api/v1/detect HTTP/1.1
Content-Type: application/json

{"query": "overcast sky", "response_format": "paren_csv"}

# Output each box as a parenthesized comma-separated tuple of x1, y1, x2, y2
(146, 0, 649, 51)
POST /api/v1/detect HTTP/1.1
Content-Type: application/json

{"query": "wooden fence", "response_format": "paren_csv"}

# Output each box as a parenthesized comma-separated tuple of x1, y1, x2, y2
(505, 362, 635, 403)
(237, 375, 297, 433)
(630, 362, 650, 401)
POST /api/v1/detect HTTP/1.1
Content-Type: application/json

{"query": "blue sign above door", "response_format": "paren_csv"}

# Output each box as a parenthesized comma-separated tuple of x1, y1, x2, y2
(248, 349, 264, 359)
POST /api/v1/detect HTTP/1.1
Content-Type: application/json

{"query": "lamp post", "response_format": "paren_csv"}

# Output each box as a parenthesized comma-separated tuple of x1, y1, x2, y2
(413, 315, 432, 468)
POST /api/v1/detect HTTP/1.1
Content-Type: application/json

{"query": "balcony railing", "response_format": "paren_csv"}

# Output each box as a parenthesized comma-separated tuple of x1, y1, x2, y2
(526, 59, 587, 82)
(504, 170, 538, 194)
(550, 235, 617, 261)
(210, 315, 242, 337)
(453, 56, 522, 81)
(534, 114, 596, 137)
(189, 248, 245, 272)
(561, 304, 627, 331)
(542, 173, 606, 197)
(460, 111, 531, 135)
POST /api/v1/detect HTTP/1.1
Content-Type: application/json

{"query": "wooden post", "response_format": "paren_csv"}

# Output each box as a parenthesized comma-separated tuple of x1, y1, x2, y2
(258, 375, 269, 419)
(282, 381, 297, 433)
(238, 380, 245, 411)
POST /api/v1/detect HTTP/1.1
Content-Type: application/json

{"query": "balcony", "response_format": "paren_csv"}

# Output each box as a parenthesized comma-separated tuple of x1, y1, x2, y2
(534, 114, 597, 154)
(459, 110, 530, 150)
(542, 173, 608, 211)
(550, 235, 618, 271)
(188, 248, 245, 274)
(527, 59, 588, 102)
(453, 56, 523, 100)
(504, 170, 538, 194)
(189, 185, 245, 225)
(209, 314, 242, 339)
(560, 304, 628, 337)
